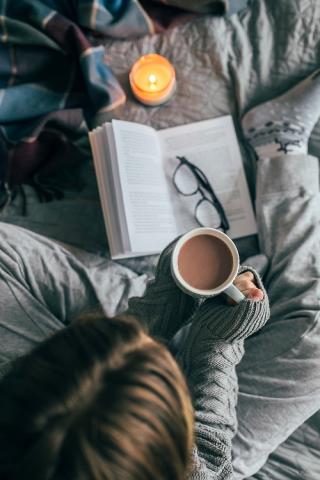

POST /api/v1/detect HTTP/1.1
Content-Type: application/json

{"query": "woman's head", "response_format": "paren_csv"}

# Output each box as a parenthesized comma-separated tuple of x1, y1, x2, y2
(0, 313, 194, 480)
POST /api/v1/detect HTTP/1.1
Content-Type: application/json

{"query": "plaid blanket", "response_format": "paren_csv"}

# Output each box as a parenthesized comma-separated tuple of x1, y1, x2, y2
(0, 0, 154, 205)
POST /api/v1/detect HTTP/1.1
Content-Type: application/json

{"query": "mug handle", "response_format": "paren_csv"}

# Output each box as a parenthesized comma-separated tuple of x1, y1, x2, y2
(224, 284, 245, 304)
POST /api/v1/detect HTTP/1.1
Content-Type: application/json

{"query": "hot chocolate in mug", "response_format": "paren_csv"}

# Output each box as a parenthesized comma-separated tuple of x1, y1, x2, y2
(171, 227, 245, 303)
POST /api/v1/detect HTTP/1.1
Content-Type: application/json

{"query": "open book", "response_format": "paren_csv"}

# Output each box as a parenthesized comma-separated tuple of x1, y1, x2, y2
(89, 116, 257, 259)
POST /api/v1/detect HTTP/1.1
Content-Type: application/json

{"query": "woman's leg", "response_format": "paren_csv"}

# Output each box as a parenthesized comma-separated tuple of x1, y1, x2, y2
(232, 70, 320, 478)
(0, 223, 148, 378)
(248, 409, 320, 480)
(232, 154, 320, 478)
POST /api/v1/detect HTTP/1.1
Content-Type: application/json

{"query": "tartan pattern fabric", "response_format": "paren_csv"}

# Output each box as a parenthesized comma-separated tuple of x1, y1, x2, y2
(0, 0, 153, 194)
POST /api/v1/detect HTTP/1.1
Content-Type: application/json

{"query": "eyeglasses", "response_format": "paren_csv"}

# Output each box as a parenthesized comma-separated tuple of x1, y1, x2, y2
(172, 156, 230, 232)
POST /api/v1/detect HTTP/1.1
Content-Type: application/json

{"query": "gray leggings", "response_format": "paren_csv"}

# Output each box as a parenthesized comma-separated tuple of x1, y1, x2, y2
(232, 155, 320, 479)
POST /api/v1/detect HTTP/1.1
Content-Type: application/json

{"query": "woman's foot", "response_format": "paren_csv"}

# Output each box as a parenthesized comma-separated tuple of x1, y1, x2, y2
(242, 69, 320, 158)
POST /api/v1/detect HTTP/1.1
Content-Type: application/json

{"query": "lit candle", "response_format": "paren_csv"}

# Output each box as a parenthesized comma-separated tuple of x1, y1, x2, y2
(129, 54, 176, 106)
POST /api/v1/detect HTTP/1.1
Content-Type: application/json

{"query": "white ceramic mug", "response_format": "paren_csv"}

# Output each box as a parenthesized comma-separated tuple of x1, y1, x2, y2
(171, 227, 245, 303)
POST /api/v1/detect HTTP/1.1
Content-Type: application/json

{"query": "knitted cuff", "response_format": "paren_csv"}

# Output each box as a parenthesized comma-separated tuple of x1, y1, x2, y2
(189, 266, 270, 342)
(127, 236, 199, 339)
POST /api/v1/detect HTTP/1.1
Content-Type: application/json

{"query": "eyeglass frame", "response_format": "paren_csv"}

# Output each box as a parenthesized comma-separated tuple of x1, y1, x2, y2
(172, 155, 230, 233)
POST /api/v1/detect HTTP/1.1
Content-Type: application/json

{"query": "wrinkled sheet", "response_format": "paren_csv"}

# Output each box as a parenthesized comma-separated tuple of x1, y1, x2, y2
(0, 1, 320, 475)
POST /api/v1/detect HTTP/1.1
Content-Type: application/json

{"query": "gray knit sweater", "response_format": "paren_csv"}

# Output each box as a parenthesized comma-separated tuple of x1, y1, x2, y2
(128, 240, 270, 480)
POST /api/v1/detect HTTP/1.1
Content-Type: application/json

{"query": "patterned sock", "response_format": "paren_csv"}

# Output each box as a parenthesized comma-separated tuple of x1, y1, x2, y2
(242, 69, 320, 158)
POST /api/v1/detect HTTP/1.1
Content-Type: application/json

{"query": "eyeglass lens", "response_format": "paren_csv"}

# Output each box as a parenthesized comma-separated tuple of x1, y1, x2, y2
(195, 198, 222, 228)
(173, 163, 198, 195)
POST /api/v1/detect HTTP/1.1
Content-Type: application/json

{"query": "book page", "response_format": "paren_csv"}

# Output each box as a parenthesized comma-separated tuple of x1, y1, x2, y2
(89, 126, 124, 257)
(112, 120, 178, 253)
(158, 116, 257, 239)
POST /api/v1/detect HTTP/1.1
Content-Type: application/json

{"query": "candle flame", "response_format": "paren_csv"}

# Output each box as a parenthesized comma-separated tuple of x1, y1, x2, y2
(148, 74, 157, 85)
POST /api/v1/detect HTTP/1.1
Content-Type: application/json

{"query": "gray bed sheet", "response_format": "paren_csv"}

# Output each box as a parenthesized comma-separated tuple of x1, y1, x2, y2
(1, 0, 320, 476)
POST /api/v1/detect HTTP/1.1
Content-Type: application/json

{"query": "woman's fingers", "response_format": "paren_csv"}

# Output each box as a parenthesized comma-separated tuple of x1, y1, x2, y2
(238, 271, 255, 281)
(227, 271, 264, 304)
(234, 271, 255, 287)
(243, 287, 264, 301)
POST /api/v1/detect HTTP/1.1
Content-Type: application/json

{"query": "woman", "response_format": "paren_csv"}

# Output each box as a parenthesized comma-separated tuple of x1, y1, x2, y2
(0, 234, 268, 480)
(0, 68, 319, 479)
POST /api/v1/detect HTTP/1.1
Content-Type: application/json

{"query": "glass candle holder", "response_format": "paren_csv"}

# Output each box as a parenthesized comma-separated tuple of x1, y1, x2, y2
(129, 54, 176, 106)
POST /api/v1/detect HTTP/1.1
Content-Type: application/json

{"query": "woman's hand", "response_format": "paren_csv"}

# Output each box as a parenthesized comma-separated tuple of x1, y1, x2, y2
(227, 271, 264, 304)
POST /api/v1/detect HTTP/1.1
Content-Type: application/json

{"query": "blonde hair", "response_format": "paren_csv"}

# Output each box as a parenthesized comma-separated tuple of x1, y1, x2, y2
(0, 312, 194, 480)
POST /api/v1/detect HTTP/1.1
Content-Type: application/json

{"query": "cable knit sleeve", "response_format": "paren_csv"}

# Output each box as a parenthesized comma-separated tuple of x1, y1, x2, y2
(127, 238, 199, 340)
(176, 267, 270, 479)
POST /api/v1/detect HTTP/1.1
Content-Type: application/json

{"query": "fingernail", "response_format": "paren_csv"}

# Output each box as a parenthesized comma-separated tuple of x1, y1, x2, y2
(253, 288, 264, 300)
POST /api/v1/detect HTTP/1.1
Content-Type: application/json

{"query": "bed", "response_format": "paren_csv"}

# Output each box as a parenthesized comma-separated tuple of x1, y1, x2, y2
(0, 0, 319, 477)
